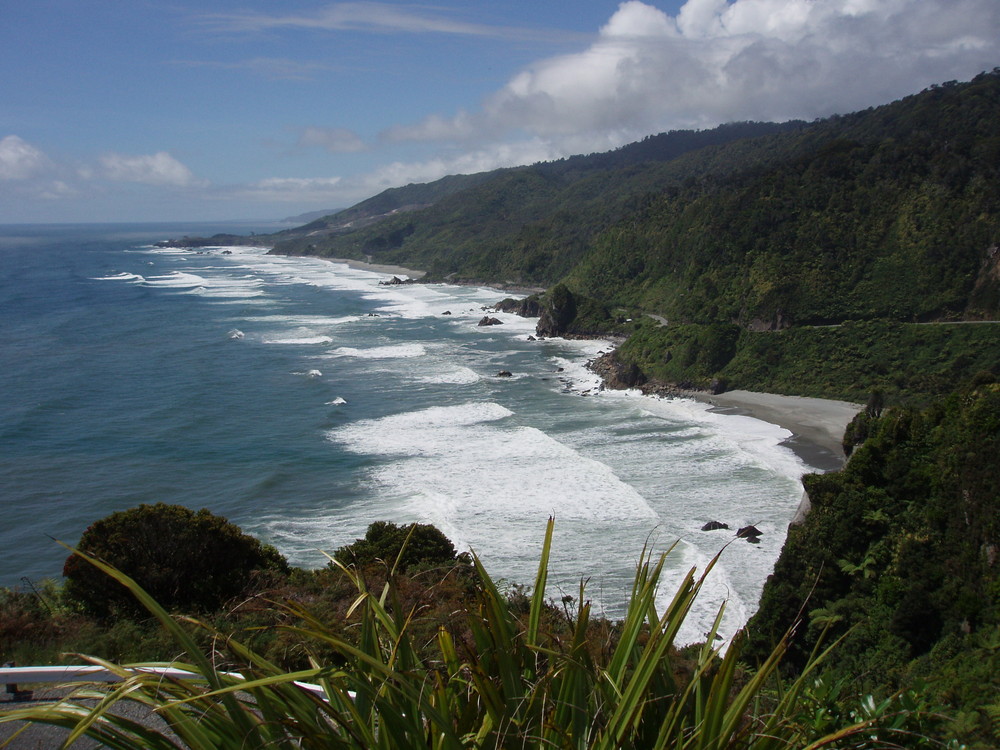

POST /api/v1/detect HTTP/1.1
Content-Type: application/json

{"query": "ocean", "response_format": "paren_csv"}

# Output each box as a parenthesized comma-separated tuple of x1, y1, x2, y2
(0, 223, 813, 643)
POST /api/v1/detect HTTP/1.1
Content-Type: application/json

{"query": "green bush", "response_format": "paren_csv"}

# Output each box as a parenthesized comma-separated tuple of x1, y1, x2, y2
(63, 503, 289, 618)
(333, 520, 460, 572)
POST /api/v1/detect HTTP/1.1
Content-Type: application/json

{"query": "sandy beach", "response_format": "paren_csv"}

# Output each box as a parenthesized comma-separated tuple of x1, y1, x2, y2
(689, 389, 863, 470)
(332, 257, 427, 279)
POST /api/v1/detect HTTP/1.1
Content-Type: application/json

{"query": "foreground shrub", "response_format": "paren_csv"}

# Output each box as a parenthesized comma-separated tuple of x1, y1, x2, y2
(63, 503, 289, 618)
(1, 520, 954, 748)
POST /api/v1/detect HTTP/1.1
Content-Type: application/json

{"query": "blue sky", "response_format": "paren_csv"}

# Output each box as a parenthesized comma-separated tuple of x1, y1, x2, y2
(2, 0, 997, 223)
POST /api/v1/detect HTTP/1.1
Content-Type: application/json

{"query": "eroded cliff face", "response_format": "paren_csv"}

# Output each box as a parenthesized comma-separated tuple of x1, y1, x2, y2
(587, 351, 647, 390)
(968, 244, 1000, 318)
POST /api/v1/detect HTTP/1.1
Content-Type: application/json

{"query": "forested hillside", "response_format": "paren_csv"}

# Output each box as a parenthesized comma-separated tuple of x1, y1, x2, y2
(745, 383, 1000, 747)
(270, 120, 803, 282)
(279, 72, 1000, 333)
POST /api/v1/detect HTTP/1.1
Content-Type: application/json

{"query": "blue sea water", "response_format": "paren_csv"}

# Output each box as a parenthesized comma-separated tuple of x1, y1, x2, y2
(0, 223, 814, 642)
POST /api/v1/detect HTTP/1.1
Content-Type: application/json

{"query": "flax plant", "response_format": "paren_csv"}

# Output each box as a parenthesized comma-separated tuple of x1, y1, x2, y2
(1, 520, 891, 748)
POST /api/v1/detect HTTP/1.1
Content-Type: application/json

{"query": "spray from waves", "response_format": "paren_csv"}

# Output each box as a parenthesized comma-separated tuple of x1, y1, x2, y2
(237, 315, 360, 326)
(318, 401, 673, 616)
(670, 538, 750, 649)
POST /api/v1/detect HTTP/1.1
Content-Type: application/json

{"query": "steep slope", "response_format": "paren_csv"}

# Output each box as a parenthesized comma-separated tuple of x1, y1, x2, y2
(270, 121, 802, 283)
(567, 72, 1000, 327)
(744, 383, 1000, 747)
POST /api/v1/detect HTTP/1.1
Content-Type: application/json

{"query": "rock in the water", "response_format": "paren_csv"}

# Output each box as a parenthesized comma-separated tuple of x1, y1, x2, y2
(494, 296, 543, 318)
(701, 521, 730, 532)
(478, 316, 503, 326)
(442, 310, 452, 315)
(496, 370, 513, 378)
(737, 525, 763, 539)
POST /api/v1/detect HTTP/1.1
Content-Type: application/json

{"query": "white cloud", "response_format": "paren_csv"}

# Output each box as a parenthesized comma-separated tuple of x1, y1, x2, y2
(298, 127, 367, 153)
(99, 151, 203, 187)
(201, 2, 585, 44)
(226, 139, 558, 208)
(384, 0, 1000, 154)
(233, 176, 345, 203)
(0, 135, 49, 180)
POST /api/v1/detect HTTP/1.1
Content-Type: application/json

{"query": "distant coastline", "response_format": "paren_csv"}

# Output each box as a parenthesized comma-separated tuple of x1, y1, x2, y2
(277, 246, 861, 472)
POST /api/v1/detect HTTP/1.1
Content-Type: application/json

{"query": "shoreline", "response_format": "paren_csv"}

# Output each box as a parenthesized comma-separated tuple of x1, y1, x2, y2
(286, 252, 547, 295)
(285, 249, 861, 472)
(684, 389, 862, 472)
(327, 256, 428, 279)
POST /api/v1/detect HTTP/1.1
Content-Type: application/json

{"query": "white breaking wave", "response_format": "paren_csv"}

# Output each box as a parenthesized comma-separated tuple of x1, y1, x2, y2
(263, 335, 334, 345)
(328, 343, 427, 359)
(325, 401, 665, 618)
(92, 272, 145, 282)
(415, 367, 481, 385)
(125, 235, 811, 645)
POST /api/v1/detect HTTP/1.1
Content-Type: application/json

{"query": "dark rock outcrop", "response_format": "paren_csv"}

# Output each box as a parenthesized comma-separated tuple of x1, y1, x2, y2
(701, 521, 730, 532)
(496, 370, 513, 378)
(494, 296, 543, 318)
(587, 352, 647, 389)
(536, 285, 576, 337)
(478, 316, 503, 326)
(737, 525, 763, 540)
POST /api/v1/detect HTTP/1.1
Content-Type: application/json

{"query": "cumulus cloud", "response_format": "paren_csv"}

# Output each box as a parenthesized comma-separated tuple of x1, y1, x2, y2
(0, 135, 50, 180)
(99, 151, 203, 187)
(298, 127, 367, 153)
(386, 0, 1000, 152)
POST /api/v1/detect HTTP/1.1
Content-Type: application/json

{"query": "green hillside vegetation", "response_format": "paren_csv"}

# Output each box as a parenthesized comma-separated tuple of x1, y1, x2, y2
(267, 71, 1000, 404)
(618, 318, 1000, 403)
(1, 518, 958, 748)
(270, 121, 803, 283)
(745, 383, 1000, 747)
